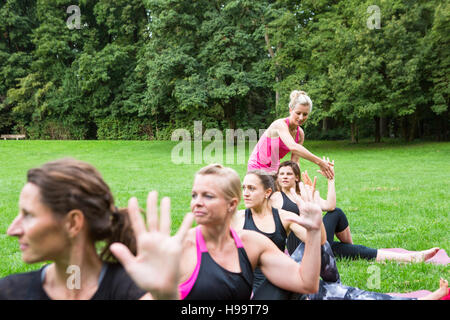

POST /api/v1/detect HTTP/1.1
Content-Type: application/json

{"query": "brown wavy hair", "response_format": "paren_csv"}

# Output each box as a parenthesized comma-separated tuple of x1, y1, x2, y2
(26, 158, 136, 262)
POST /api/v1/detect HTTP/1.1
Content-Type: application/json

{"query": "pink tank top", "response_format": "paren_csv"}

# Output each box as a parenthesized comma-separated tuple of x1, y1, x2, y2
(247, 118, 300, 173)
(178, 226, 251, 300)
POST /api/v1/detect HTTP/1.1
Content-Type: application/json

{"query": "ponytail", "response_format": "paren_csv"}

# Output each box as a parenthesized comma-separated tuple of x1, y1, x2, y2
(100, 207, 137, 263)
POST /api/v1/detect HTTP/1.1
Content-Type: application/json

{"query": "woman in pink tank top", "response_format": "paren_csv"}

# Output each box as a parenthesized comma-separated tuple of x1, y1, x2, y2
(111, 163, 325, 300)
(248, 90, 334, 179)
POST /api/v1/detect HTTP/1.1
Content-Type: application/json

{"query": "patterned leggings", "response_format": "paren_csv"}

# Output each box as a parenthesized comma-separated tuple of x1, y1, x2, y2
(289, 242, 414, 300)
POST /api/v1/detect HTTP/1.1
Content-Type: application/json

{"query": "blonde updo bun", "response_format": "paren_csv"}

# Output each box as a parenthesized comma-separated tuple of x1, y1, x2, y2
(289, 90, 312, 112)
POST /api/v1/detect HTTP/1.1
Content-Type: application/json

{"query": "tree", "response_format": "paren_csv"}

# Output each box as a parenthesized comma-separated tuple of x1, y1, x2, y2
(142, 0, 273, 135)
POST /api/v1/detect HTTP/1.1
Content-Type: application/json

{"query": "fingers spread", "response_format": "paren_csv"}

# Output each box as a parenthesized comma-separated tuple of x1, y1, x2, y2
(128, 197, 146, 238)
(299, 182, 312, 202)
(174, 213, 194, 242)
(147, 191, 159, 232)
(312, 176, 317, 194)
(110, 242, 136, 270)
(159, 197, 171, 235)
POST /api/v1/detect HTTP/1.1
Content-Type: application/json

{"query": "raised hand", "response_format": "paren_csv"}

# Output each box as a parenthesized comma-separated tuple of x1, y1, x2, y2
(301, 170, 317, 195)
(317, 157, 335, 180)
(286, 182, 322, 231)
(110, 191, 194, 299)
(301, 170, 313, 186)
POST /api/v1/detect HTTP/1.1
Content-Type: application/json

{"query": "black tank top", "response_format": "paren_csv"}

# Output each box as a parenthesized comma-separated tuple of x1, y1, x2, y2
(180, 227, 254, 300)
(243, 207, 287, 292)
(281, 191, 299, 215)
(243, 207, 287, 251)
(280, 191, 304, 255)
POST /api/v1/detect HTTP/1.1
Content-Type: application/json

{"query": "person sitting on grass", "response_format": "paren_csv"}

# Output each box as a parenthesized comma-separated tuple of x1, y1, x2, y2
(270, 160, 440, 262)
(233, 169, 449, 300)
(112, 163, 324, 300)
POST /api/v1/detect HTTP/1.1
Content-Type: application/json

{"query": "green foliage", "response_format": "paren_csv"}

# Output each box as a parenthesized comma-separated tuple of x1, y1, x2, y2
(96, 116, 154, 140)
(0, 0, 448, 141)
(1, 140, 449, 292)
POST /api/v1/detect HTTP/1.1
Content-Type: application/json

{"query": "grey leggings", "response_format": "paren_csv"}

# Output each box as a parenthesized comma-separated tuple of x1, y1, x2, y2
(252, 242, 338, 300)
(290, 242, 415, 300)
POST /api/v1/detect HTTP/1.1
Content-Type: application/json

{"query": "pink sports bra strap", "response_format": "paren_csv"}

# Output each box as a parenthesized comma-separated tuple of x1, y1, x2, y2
(196, 226, 208, 252)
(178, 226, 204, 299)
(178, 226, 245, 299)
(197, 226, 243, 249)
(230, 227, 244, 248)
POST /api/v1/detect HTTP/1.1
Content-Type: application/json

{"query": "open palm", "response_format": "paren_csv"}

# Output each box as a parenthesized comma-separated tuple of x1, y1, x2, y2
(287, 182, 322, 231)
(110, 191, 194, 299)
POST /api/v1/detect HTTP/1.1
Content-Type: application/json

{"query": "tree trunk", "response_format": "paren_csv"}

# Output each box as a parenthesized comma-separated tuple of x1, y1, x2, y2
(322, 117, 328, 132)
(374, 116, 381, 143)
(350, 122, 359, 143)
(444, 111, 449, 141)
(401, 116, 408, 141)
(417, 119, 423, 139)
(264, 26, 281, 110)
(275, 76, 280, 108)
(408, 112, 417, 142)
(223, 102, 237, 143)
(380, 116, 389, 138)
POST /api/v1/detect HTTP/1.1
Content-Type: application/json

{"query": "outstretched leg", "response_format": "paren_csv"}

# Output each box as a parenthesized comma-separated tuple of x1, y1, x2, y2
(418, 279, 449, 300)
(376, 247, 440, 263)
(309, 281, 414, 300)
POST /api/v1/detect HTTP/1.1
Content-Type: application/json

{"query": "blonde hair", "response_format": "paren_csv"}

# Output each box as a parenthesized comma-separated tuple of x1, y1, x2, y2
(195, 164, 242, 207)
(289, 90, 312, 112)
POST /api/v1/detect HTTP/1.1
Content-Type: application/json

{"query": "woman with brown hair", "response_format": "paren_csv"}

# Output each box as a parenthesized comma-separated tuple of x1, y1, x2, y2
(271, 160, 440, 262)
(234, 169, 449, 300)
(0, 158, 190, 300)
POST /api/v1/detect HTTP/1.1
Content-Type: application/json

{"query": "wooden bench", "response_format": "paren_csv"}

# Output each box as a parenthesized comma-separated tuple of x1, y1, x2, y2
(1, 134, 26, 140)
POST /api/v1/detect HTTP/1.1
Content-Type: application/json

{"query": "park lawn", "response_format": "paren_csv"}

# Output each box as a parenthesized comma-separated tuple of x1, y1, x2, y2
(0, 139, 449, 295)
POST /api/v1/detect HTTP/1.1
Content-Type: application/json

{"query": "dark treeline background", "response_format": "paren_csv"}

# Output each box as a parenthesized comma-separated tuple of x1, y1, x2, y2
(0, 0, 448, 142)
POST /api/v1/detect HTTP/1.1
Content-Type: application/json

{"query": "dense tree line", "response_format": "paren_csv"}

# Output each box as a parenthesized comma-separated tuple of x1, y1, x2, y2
(0, 0, 448, 141)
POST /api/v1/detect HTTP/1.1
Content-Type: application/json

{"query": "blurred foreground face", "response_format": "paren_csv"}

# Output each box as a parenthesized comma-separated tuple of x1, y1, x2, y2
(7, 183, 69, 263)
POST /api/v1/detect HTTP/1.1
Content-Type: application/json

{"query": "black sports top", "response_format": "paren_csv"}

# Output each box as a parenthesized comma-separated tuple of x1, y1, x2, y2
(243, 207, 287, 251)
(281, 191, 299, 215)
(0, 263, 146, 300)
(280, 191, 304, 255)
(179, 226, 254, 300)
(243, 207, 288, 291)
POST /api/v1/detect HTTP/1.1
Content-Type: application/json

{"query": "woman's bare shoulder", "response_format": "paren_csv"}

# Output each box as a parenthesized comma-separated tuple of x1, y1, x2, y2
(266, 118, 288, 137)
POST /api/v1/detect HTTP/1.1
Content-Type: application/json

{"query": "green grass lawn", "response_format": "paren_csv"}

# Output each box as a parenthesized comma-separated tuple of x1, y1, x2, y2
(0, 139, 449, 295)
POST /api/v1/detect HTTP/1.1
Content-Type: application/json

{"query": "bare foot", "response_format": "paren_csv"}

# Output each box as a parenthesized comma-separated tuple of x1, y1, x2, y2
(411, 247, 440, 263)
(419, 279, 449, 300)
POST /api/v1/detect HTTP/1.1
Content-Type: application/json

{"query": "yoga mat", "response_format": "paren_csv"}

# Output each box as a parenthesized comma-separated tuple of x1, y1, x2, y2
(388, 290, 432, 298)
(380, 248, 450, 265)
(388, 290, 450, 300)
